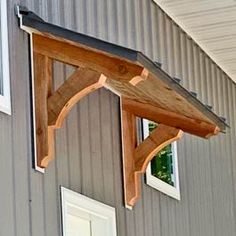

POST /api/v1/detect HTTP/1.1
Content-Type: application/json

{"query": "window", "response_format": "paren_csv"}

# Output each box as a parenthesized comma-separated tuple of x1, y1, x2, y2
(61, 187, 117, 236)
(143, 119, 180, 200)
(0, 0, 10, 114)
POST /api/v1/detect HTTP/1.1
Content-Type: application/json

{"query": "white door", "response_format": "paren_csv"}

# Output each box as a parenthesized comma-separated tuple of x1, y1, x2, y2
(61, 187, 117, 236)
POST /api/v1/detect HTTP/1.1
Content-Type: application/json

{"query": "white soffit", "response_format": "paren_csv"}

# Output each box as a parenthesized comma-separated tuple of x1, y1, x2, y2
(153, 0, 236, 82)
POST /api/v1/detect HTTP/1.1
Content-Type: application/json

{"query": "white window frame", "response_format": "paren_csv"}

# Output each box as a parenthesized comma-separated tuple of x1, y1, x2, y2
(143, 119, 181, 200)
(61, 187, 117, 236)
(0, 0, 11, 114)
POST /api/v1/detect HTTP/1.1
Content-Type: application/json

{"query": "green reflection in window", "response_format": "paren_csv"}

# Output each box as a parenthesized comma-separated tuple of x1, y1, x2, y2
(148, 122, 174, 186)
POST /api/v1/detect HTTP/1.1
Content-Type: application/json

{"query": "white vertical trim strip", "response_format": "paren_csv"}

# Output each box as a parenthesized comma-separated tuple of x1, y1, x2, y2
(0, 0, 11, 114)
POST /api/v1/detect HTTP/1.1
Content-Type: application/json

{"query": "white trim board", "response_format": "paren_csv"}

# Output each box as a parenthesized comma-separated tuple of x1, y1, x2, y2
(61, 187, 117, 236)
(0, 0, 11, 115)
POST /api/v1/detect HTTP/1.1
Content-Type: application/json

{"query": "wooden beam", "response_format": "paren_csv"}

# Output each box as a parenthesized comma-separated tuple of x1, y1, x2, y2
(34, 52, 53, 168)
(48, 68, 106, 128)
(33, 34, 145, 82)
(122, 98, 220, 138)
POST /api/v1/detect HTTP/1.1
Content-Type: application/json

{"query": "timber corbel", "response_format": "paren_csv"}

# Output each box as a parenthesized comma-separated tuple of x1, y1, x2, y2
(33, 52, 107, 168)
(121, 99, 183, 208)
(32, 33, 151, 169)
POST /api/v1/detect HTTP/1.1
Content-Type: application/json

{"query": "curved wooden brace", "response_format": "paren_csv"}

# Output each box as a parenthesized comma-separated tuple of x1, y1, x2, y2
(130, 125, 183, 207)
(121, 102, 183, 208)
(48, 68, 107, 128)
(135, 125, 183, 172)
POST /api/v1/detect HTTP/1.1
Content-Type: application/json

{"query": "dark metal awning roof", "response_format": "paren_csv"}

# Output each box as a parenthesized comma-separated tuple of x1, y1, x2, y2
(16, 6, 227, 138)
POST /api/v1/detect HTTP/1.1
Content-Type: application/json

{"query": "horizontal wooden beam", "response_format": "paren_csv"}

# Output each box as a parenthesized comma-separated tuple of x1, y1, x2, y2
(33, 34, 145, 82)
(122, 98, 220, 138)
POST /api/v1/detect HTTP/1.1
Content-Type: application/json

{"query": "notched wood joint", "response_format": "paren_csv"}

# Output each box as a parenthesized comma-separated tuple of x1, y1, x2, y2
(129, 68, 149, 86)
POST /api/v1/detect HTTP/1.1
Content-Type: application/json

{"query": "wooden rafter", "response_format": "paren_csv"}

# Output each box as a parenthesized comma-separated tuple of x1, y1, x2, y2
(121, 99, 183, 208)
(33, 34, 145, 82)
(122, 98, 220, 138)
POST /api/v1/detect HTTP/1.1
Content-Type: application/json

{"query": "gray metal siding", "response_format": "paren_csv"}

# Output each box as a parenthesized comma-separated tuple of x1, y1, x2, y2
(0, 0, 235, 235)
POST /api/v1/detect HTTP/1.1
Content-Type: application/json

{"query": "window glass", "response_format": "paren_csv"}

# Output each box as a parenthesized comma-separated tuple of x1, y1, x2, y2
(149, 122, 175, 186)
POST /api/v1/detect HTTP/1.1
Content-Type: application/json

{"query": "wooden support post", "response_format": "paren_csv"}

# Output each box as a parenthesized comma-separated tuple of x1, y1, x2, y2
(121, 99, 183, 208)
(34, 52, 53, 168)
(121, 107, 137, 208)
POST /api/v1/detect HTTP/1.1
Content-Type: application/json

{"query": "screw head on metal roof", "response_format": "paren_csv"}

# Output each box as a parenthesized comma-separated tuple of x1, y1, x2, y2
(205, 104, 213, 110)
(190, 91, 197, 97)
(173, 77, 181, 84)
(154, 61, 162, 67)
(220, 117, 227, 123)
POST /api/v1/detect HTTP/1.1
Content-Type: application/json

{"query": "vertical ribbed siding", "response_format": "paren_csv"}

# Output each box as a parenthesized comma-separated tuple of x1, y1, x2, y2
(0, 0, 235, 236)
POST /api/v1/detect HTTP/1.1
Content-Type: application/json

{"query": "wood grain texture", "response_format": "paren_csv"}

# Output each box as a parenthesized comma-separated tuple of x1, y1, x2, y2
(34, 60, 106, 167)
(33, 52, 53, 167)
(135, 124, 183, 172)
(122, 101, 183, 207)
(48, 68, 106, 127)
(122, 98, 220, 138)
(121, 107, 137, 208)
(33, 34, 145, 82)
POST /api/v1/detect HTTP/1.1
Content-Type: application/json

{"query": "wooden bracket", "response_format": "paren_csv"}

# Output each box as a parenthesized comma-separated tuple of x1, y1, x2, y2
(34, 52, 107, 168)
(32, 38, 147, 169)
(121, 99, 183, 208)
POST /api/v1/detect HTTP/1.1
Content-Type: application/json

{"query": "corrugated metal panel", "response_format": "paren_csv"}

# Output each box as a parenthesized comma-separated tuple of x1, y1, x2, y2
(153, 0, 236, 82)
(0, 0, 235, 235)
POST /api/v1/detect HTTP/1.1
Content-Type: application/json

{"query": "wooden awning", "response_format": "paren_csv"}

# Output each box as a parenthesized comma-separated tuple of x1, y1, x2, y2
(17, 6, 227, 208)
